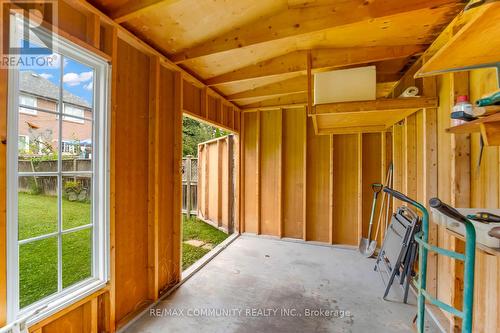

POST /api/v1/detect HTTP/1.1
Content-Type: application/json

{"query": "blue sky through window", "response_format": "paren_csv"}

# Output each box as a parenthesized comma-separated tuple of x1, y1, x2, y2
(20, 41, 94, 105)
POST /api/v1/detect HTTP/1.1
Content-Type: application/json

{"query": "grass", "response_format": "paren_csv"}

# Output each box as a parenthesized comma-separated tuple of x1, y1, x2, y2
(182, 216, 229, 270)
(17, 193, 228, 307)
(18, 192, 92, 308)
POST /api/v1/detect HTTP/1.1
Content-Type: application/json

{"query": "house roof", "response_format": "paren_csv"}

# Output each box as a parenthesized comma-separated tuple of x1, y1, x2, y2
(19, 71, 92, 109)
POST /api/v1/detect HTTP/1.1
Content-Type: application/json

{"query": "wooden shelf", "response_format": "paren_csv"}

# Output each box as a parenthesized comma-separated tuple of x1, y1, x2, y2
(446, 112, 500, 145)
(415, 1, 500, 78)
(311, 97, 437, 135)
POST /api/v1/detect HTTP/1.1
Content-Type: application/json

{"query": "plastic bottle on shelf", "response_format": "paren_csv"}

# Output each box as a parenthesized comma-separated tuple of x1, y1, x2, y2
(451, 95, 474, 126)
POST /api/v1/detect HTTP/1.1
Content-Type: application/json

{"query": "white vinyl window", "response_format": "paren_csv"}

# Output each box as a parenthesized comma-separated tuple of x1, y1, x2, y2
(19, 94, 37, 115)
(7, 14, 109, 324)
(63, 104, 85, 124)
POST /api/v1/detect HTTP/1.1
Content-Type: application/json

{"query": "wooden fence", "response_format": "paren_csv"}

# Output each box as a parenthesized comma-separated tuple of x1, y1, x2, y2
(182, 156, 198, 216)
(197, 135, 237, 234)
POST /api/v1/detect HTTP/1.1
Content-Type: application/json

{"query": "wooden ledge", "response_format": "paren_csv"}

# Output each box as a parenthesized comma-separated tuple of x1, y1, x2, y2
(313, 97, 438, 114)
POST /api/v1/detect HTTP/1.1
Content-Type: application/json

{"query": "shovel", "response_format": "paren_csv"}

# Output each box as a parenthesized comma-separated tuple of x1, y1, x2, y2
(359, 183, 383, 256)
(365, 164, 393, 257)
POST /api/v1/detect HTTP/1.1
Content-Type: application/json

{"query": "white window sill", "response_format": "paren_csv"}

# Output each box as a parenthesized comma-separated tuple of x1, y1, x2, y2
(18, 279, 107, 327)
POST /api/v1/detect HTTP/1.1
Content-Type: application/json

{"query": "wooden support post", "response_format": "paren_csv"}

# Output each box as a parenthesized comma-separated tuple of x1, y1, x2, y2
(328, 135, 334, 244)
(240, 115, 245, 233)
(147, 55, 160, 301)
(422, 74, 438, 299)
(256, 111, 261, 235)
(227, 136, 234, 233)
(86, 12, 101, 49)
(302, 109, 307, 241)
(204, 143, 209, 219)
(357, 133, 363, 245)
(449, 71, 470, 332)
(279, 109, 284, 238)
(217, 140, 223, 227)
(185, 155, 193, 219)
(404, 114, 417, 200)
(173, 71, 183, 281)
(106, 25, 118, 333)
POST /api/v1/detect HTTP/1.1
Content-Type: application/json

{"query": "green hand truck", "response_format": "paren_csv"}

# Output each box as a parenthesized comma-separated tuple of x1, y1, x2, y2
(383, 188, 476, 333)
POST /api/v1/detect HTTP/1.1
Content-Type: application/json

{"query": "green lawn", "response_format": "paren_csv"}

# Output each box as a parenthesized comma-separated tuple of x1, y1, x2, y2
(18, 193, 228, 307)
(18, 193, 92, 308)
(182, 216, 229, 270)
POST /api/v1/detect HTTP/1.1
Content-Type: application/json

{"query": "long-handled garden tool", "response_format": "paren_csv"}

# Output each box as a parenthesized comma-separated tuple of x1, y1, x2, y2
(359, 183, 383, 256)
(365, 163, 393, 257)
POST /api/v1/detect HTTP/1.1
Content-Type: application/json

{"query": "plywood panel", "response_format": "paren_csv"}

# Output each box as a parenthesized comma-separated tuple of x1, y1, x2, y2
(361, 133, 382, 239)
(332, 134, 361, 245)
(115, 38, 151, 322)
(41, 304, 87, 333)
(182, 80, 202, 116)
(243, 112, 259, 233)
(259, 110, 282, 236)
(306, 119, 330, 242)
(282, 108, 306, 239)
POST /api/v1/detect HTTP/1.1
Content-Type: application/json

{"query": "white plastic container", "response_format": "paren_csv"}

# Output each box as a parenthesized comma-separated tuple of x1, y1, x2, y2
(430, 207, 500, 248)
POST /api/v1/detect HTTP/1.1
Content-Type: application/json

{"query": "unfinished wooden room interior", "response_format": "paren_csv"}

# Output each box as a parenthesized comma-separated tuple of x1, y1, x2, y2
(0, 0, 500, 332)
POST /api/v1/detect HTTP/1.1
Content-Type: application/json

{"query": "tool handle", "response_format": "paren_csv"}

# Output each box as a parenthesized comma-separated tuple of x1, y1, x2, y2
(429, 198, 468, 224)
(468, 212, 500, 223)
(383, 187, 420, 207)
(372, 183, 383, 193)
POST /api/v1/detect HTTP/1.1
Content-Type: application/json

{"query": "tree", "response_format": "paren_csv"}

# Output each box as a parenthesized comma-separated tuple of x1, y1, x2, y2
(182, 116, 229, 156)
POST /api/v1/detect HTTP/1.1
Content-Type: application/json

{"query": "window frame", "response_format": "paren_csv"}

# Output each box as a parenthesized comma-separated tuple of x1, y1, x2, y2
(6, 15, 110, 325)
(19, 93, 38, 115)
(63, 103, 86, 124)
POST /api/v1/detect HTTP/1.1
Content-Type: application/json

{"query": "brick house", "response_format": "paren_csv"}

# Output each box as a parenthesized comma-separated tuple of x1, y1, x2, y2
(18, 71, 92, 158)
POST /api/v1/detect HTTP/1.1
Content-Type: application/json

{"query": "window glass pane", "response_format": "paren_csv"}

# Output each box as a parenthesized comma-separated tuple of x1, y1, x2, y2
(18, 110, 59, 172)
(61, 113, 92, 172)
(19, 63, 61, 113)
(62, 57, 94, 110)
(62, 228, 92, 288)
(18, 176, 58, 241)
(62, 176, 92, 230)
(19, 236, 58, 308)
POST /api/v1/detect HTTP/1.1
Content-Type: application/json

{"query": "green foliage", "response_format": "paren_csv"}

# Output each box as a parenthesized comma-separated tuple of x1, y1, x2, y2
(182, 116, 229, 157)
(26, 177, 42, 195)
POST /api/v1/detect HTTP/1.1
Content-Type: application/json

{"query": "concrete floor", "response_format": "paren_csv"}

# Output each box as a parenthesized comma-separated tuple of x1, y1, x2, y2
(123, 235, 437, 333)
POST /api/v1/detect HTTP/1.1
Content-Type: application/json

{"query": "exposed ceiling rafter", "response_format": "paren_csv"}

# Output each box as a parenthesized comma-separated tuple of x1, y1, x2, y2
(112, 0, 182, 24)
(171, 0, 460, 63)
(206, 45, 423, 85)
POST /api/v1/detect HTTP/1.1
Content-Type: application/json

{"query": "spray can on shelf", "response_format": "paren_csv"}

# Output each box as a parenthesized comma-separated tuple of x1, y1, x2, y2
(451, 95, 474, 126)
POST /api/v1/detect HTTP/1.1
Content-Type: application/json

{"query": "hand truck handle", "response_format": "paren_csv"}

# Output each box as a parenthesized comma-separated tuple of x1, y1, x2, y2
(429, 197, 468, 224)
(383, 187, 420, 207)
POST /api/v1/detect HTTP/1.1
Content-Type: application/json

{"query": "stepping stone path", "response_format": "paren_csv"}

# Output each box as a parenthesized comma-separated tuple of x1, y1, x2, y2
(184, 239, 205, 247)
(202, 243, 214, 250)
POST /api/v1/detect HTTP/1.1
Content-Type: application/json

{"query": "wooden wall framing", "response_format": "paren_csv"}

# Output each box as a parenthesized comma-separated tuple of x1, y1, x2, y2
(0, 1, 240, 332)
(241, 109, 389, 246)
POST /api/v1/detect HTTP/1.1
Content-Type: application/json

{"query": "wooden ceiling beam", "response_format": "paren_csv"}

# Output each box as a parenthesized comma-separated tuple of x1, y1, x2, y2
(314, 97, 438, 114)
(207, 45, 423, 85)
(171, 0, 461, 63)
(112, 0, 182, 24)
(229, 76, 396, 104)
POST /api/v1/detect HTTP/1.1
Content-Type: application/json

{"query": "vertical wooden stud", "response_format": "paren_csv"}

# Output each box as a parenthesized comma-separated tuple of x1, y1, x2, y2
(357, 133, 363, 245)
(328, 135, 334, 244)
(217, 140, 223, 227)
(173, 72, 183, 281)
(256, 111, 261, 235)
(147, 55, 160, 301)
(85, 12, 100, 49)
(302, 108, 307, 241)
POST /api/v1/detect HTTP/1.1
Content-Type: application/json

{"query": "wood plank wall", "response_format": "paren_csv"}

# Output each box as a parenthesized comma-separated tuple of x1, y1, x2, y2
(390, 68, 500, 332)
(197, 135, 236, 233)
(0, 1, 240, 332)
(241, 109, 387, 246)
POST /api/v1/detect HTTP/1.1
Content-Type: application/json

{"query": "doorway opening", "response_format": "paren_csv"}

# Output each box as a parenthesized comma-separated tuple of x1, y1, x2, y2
(181, 115, 238, 272)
